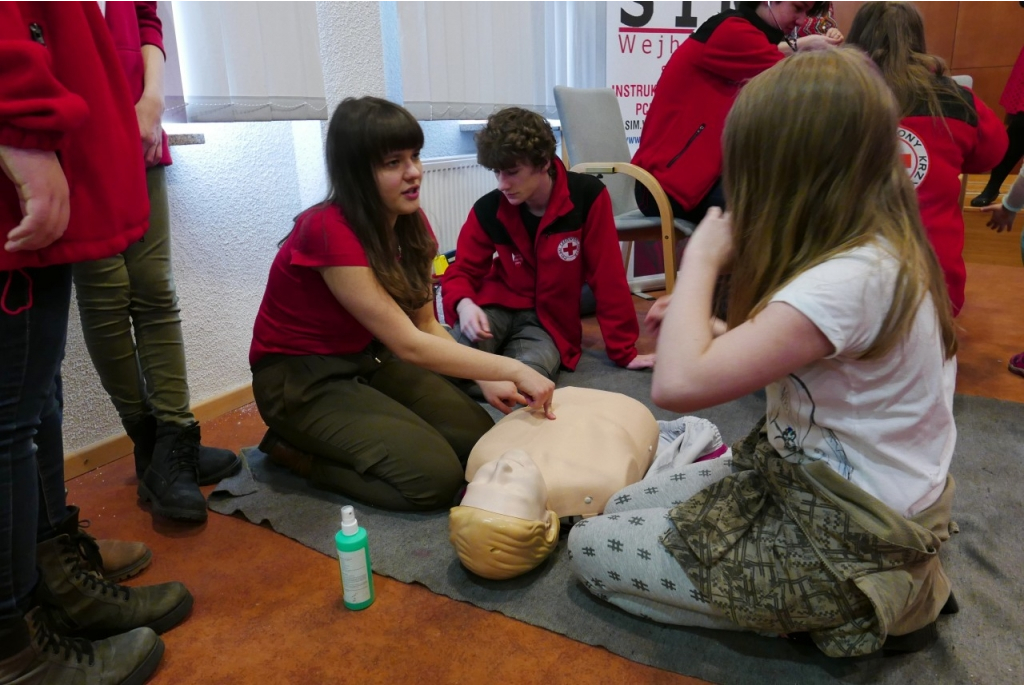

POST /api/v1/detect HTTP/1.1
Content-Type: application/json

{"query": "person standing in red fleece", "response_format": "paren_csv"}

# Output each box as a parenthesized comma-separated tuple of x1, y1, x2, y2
(631, 2, 837, 225)
(971, 41, 1024, 208)
(72, 2, 241, 526)
(848, 2, 1008, 316)
(0, 4, 194, 683)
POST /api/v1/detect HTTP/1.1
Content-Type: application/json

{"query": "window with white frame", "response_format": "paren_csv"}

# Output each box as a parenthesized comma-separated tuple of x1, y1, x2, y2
(161, 1, 604, 124)
(166, 1, 327, 123)
(396, 1, 605, 121)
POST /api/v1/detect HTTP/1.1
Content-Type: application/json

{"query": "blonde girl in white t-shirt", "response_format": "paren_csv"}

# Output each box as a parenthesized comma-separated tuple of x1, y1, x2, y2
(568, 48, 958, 656)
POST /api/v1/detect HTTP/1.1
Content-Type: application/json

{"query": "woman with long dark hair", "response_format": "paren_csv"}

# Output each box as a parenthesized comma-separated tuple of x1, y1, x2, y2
(249, 97, 555, 512)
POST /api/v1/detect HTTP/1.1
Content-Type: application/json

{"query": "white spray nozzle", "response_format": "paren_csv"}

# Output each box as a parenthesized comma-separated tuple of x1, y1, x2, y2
(341, 505, 359, 536)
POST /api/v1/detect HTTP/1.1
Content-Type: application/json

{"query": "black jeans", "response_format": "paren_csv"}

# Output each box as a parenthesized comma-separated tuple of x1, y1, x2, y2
(981, 112, 1024, 194)
(0, 265, 73, 622)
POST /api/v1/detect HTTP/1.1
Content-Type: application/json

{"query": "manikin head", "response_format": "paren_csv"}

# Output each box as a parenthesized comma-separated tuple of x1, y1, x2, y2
(449, 450, 559, 580)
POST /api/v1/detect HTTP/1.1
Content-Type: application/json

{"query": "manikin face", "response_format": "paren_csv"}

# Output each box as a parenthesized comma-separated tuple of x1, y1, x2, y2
(494, 160, 552, 212)
(376, 148, 423, 226)
(763, 1, 816, 34)
(460, 449, 548, 522)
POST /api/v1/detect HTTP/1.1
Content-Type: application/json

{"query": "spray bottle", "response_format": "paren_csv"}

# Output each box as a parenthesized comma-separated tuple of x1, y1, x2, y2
(335, 505, 375, 610)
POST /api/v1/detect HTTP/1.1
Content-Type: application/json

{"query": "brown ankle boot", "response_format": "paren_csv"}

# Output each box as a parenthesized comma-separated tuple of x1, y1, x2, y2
(59, 507, 153, 583)
(93, 540, 152, 583)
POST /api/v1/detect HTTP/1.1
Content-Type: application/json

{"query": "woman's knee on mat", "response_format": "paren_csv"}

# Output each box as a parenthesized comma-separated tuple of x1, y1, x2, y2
(367, 443, 466, 511)
(316, 431, 465, 511)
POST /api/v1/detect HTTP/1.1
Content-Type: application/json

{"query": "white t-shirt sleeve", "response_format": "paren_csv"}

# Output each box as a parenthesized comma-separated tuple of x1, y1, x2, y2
(770, 246, 896, 358)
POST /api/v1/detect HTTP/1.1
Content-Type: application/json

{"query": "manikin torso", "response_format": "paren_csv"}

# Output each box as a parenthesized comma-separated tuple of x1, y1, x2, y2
(465, 387, 660, 517)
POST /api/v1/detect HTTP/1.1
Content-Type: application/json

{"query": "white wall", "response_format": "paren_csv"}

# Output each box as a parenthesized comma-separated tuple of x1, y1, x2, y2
(62, 2, 383, 453)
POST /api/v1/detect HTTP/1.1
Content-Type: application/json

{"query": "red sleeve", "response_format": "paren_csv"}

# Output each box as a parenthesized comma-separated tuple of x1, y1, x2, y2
(697, 17, 784, 84)
(135, 2, 165, 55)
(582, 189, 639, 367)
(440, 209, 496, 324)
(289, 207, 370, 268)
(0, 5, 89, 150)
(962, 88, 1009, 174)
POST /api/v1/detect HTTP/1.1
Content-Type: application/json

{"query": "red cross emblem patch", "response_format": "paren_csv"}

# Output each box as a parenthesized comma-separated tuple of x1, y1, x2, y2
(897, 126, 928, 187)
(557, 236, 581, 262)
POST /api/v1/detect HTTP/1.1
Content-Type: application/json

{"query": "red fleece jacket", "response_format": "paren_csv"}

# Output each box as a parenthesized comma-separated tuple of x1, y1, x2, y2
(632, 10, 784, 211)
(442, 160, 639, 371)
(0, 2, 149, 271)
(104, 1, 171, 166)
(899, 82, 1007, 315)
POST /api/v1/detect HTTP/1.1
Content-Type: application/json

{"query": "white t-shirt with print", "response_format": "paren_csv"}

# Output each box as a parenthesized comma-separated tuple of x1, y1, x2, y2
(766, 242, 956, 518)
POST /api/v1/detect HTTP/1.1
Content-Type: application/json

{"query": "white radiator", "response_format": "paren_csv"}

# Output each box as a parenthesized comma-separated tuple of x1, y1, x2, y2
(419, 155, 495, 253)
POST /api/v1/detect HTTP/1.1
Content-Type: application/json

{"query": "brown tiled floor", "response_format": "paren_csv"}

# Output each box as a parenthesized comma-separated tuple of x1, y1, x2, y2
(67, 198, 1024, 684)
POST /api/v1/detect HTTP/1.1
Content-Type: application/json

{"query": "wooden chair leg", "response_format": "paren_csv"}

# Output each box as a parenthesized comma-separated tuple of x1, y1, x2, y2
(662, 232, 677, 294)
(621, 241, 633, 273)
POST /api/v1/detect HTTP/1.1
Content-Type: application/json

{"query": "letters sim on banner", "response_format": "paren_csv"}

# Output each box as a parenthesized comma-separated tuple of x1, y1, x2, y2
(606, 2, 737, 156)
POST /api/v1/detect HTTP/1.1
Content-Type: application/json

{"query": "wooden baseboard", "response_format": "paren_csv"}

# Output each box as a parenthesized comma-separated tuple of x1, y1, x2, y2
(63, 384, 255, 480)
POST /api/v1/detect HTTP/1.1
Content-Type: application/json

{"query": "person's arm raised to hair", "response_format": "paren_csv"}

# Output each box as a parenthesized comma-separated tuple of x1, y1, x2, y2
(323, 265, 555, 418)
(650, 208, 834, 413)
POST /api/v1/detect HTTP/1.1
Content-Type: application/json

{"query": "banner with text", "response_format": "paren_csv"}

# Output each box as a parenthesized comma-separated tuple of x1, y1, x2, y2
(607, 2, 735, 156)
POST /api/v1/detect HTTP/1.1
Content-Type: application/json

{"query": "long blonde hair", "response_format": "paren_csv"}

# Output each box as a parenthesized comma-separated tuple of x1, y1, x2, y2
(723, 48, 956, 360)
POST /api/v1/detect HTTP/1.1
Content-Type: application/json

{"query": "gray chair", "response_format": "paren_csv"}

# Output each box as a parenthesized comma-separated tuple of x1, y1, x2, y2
(554, 86, 693, 293)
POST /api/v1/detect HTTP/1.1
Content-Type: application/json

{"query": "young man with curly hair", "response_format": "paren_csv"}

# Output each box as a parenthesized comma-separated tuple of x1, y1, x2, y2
(441, 108, 654, 392)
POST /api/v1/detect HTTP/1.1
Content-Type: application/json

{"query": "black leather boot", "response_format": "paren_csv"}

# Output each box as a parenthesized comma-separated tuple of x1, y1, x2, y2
(34, 533, 193, 640)
(194, 434, 242, 487)
(970, 186, 1000, 207)
(0, 608, 164, 685)
(138, 422, 207, 523)
(126, 415, 240, 486)
(123, 414, 157, 481)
